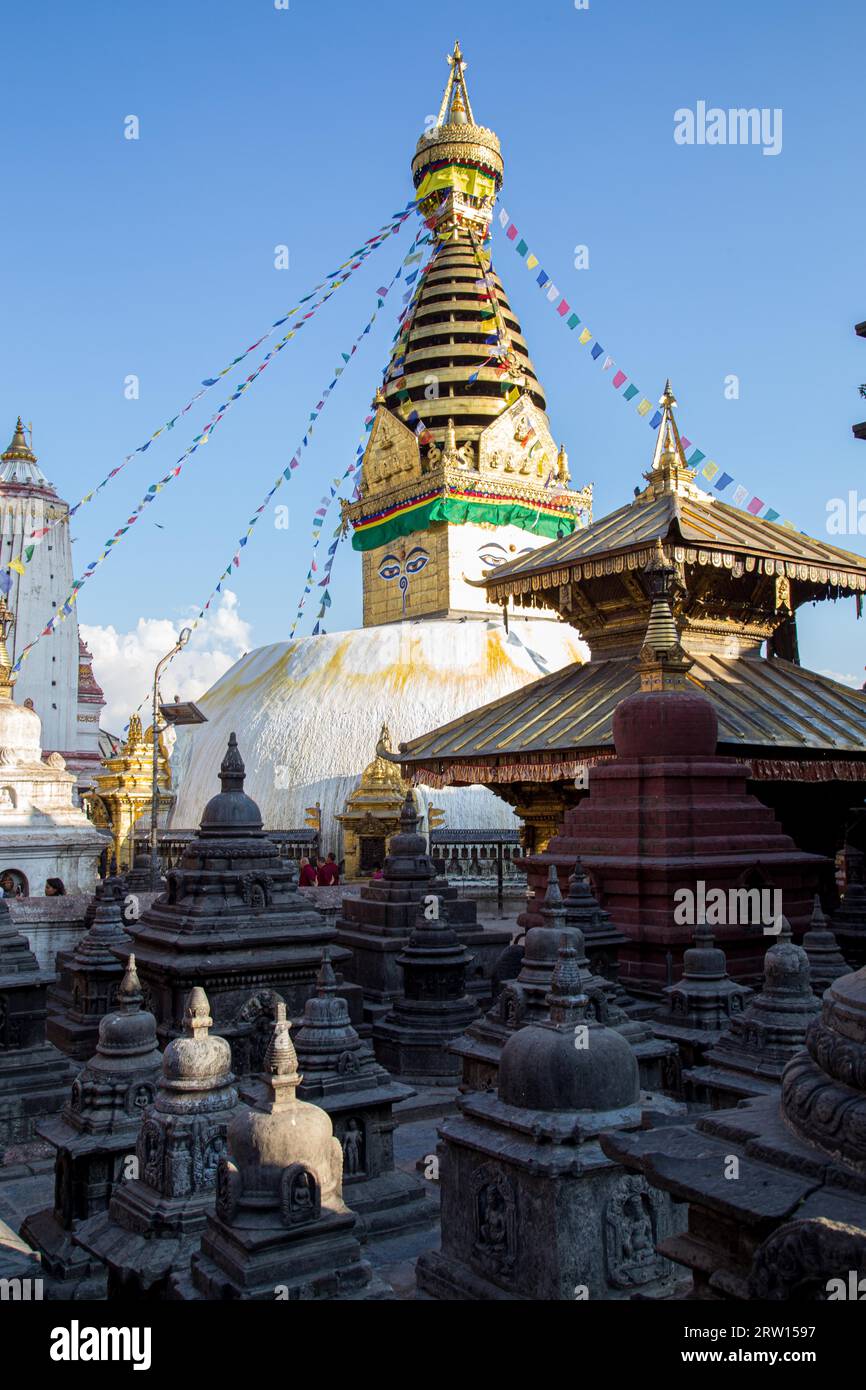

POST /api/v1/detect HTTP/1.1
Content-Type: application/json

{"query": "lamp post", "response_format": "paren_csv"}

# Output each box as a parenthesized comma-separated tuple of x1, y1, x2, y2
(150, 627, 191, 888)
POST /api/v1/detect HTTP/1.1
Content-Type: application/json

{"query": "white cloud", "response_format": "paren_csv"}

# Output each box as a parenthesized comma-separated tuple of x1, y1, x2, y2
(819, 668, 863, 689)
(81, 590, 252, 732)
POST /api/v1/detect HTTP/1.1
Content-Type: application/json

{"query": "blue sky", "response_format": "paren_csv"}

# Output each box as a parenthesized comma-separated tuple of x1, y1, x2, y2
(2, 0, 865, 707)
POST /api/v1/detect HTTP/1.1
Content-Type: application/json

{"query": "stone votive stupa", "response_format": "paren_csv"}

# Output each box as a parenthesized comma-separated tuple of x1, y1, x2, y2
(802, 894, 851, 995)
(416, 940, 683, 1300)
(117, 734, 362, 1073)
(74, 985, 239, 1298)
(0, 897, 74, 1158)
(46, 875, 132, 1061)
(832, 839, 866, 970)
(562, 855, 628, 986)
(21, 955, 162, 1297)
(684, 919, 820, 1107)
(289, 951, 433, 1239)
(652, 923, 754, 1080)
(373, 893, 477, 1085)
(173, 1003, 389, 1300)
(602, 961, 866, 1299)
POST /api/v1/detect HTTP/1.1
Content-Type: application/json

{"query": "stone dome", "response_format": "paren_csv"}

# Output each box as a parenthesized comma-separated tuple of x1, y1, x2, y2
(94, 955, 159, 1059)
(499, 1020, 639, 1113)
(498, 942, 639, 1113)
(158, 987, 236, 1107)
(612, 688, 718, 759)
(0, 695, 43, 762)
(222, 1004, 344, 1219)
(764, 927, 813, 997)
(198, 732, 263, 835)
(169, 618, 586, 845)
(782, 963, 866, 1174)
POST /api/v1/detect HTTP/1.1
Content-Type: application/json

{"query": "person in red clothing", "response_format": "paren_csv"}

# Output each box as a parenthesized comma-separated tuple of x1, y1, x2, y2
(298, 856, 318, 887)
(316, 852, 340, 886)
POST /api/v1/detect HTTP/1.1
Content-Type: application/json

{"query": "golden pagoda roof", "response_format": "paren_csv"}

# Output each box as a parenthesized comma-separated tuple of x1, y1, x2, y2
(0, 417, 52, 490)
(480, 384, 866, 604)
(396, 653, 866, 780)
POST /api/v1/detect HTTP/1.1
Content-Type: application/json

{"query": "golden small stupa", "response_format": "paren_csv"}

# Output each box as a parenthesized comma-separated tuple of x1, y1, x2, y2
(336, 724, 408, 878)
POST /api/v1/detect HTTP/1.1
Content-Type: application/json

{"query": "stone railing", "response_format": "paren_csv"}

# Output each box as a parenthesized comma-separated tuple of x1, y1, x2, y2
(430, 829, 525, 912)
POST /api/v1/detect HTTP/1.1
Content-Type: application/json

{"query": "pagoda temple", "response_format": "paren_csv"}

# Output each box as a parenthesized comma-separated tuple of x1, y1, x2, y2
(397, 382, 866, 858)
(167, 42, 589, 854)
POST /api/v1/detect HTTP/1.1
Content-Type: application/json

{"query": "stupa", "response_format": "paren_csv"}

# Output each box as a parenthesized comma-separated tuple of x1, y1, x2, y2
(373, 894, 477, 1085)
(0, 897, 74, 1157)
(651, 924, 754, 1079)
(21, 956, 162, 1297)
(173, 1004, 389, 1300)
(75, 986, 239, 1299)
(802, 893, 851, 994)
(167, 42, 590, 853)
(118, 733, 362, 1072)
(562, 856, 627, 986)
(337, 789, 505, 1019)
(46, 875, 132, 1061)
(416, 941, 683, 1301)
(684, 920, 820, 1107)
(335, 724, 407, 879)
(0, 594, 108, 895)
(602, 962, 866, 1300)
(290, 951, 432, 1238)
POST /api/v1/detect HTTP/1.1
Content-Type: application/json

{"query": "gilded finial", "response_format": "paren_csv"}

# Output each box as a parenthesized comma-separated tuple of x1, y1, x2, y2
(1, 417, 37, 464)
(638, 552, 693, 692)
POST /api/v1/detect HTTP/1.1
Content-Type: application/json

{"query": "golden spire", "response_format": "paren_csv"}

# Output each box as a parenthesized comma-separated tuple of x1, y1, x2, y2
(640, 380, 701, 501)
(435, 40, 476, 128)
(638, 541, 693, 691)
(0, 596, 15, 700)
(1, 417, 37, 464)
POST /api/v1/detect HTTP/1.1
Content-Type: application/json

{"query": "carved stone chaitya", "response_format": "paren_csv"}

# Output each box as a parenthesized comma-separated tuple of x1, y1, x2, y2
(0, 897, 75, 1158)
(21, 955, 162, 1297)
(74, 987, 239, 1299)
(337, 790, 504, 1024)
(172, 1003, 389, 1300)
(118, 734, 361, 1073)
(684, 920, 820, 1107)
(802, 894, 851, 995)
(602, 962, 866, 1300)
(288, 951, 432, 1239)
(455, 867, 678, 1097)
(417, 941, 683, 1300)
(832, 842, 866, 970)
(652, 923, 754, 1080)
(373, 893, 478, 1086)
(562, 858, 627, 987)
(47, 875, 132, 1061)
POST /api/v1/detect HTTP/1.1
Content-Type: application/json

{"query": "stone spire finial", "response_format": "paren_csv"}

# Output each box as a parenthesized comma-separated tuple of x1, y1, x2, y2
(218, 732, 246, 793)
(262, 1002, 301, 1103)
(545, 936, 589, 1028)
(316, 947, 338, 996)
(540, 864, 566, 932)
(398, 789, 420, 835)
(802, 894, 851, 994)
(115, 955, 143, 1013)
(184, 987, 213, 1038)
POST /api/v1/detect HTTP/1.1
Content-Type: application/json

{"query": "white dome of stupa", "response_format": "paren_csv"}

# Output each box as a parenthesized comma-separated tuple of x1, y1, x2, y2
(169, 616, 586, 848)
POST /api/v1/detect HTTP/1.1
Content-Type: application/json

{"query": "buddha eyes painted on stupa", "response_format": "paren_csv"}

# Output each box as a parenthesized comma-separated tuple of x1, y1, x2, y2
(475, 541, 534, 571)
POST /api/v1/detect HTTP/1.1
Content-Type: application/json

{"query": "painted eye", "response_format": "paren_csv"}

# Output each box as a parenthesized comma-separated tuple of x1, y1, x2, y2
(479, 552, 506, 567)
(405, 553, 429, 574)
(378, 563, 401, 581)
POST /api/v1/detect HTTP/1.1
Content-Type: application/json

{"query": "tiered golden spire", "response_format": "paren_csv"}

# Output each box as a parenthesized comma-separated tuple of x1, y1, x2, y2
(1, 417, 36, 464)
(434, 40, 476, 128)
(0, 596, 15, 700)
(641, 381, 702, 500)
(638, 541, 693, 691)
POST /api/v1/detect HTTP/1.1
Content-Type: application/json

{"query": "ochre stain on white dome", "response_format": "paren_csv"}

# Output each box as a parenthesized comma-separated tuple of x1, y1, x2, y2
(169, 617, 586, 848)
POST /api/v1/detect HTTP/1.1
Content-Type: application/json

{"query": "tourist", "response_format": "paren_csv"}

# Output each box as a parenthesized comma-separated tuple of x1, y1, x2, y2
(1, 872, 22, 898)
(45, 877, 66, 896)
(317, 852, 340, 887)
(372, 863, 384, 881)
(298, 856, 317, 887)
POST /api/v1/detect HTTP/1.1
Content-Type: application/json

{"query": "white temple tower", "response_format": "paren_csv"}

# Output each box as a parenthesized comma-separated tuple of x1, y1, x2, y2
(0, 420, 89, 764)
